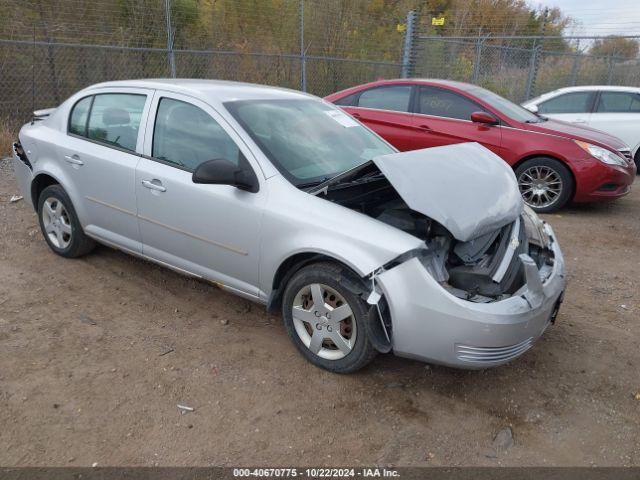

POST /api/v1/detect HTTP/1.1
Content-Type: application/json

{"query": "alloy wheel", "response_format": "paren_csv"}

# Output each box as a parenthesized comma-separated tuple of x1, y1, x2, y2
(518, 165, 563, 209)
(291, 283, 356, 360)
(42, 197, 73, 249)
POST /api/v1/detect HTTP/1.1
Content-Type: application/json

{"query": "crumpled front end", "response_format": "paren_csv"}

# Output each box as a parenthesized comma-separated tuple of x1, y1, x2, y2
(374, 210, 565, 368)
(12, 141, 35, 208)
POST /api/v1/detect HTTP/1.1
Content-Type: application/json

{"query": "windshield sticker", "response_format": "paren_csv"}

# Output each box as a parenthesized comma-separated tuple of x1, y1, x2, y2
(325, 110, 360, 128)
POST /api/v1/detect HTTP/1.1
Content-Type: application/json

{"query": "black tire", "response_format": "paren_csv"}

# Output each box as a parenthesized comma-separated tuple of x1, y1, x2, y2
(515, 157, 573, 213)
(634, 149, 639, 174)
(37, 184, 95, 258)
(282, 262, 377, 373)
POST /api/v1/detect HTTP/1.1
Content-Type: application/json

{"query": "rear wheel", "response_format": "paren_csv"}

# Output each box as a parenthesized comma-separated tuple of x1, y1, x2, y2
(37, 184, 95, 258)
(282, 262, 377, 373)
(515, 157, 573, 213)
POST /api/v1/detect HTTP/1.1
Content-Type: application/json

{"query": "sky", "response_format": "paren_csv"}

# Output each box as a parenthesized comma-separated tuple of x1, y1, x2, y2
(528, 0, 640, 37)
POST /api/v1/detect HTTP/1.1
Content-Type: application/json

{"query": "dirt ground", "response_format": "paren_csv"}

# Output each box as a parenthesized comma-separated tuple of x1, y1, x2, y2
(0, 157, 638, 467)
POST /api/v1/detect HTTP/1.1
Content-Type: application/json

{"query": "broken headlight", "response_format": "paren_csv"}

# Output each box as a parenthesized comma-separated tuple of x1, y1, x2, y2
(522, 205, 550, 248)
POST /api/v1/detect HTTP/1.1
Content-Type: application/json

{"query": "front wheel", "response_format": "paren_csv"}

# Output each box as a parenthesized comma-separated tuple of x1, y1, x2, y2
(282, 262, 377, 373)
(515, 157, 573, 213)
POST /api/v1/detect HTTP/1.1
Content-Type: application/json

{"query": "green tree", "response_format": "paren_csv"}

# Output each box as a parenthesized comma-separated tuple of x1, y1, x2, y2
(590, 37, 639, 60)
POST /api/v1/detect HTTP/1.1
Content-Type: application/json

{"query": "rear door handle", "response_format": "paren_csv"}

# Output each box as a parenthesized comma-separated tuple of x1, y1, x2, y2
(64, 154, 84, 165)
(573, 119, 587, 123)
(141, 179, 166, 192)
(351, 112, 362, 119)
(417, 124, 432, 132)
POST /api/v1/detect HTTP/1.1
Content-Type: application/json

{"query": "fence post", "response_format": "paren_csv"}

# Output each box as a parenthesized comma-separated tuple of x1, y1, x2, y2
(570, 39, 581, 86)
(606, 54, 615, 84)
(164, 0, 177, 78)
(300, 0, 306, 92)
(472, 36, 486, 84)
(525, 41, 538, 100)
(570, 53, 581, 86)
(400, 10, 416, 78)
(524, 8, 548, 100)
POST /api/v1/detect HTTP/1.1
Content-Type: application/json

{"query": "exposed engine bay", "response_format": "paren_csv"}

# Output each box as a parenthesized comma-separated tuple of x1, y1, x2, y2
(312, 162, 555, 302)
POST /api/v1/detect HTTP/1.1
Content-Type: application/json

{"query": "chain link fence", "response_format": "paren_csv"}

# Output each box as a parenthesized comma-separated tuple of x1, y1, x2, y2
(1, 1, 640, 133)
(412, 34, 640, 103)
(0, 38, 401, 124)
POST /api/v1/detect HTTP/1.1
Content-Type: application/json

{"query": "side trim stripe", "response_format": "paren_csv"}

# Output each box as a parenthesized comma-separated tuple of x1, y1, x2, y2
(85, 196, 248, 256)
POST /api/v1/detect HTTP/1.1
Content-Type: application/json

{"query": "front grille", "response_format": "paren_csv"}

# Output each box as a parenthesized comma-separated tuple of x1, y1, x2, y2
(618, 148, 633, 163)
(455, 337, 534, 363)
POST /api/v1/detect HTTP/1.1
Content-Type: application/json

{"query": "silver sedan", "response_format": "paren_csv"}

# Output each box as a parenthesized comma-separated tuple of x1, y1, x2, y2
(12, 79, 566, 372)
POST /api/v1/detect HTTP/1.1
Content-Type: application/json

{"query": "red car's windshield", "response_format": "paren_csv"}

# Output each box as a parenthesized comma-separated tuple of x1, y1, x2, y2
(468, 86, 544, 123)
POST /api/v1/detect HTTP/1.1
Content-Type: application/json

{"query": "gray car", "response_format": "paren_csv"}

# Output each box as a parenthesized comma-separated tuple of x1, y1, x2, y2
(12, 79, 566, 373)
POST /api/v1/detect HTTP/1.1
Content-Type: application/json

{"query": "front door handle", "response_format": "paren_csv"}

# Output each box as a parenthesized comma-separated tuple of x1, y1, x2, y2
(141, 179, 166, 192)
(351, 112, 362, 119)
(64, 154, 84, 166)
(573, 119, 587, 123)
(417, 124, 432, 132)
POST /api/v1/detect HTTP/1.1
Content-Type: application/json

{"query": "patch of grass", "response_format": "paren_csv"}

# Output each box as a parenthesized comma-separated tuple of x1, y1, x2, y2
(0, 117, 20, 159)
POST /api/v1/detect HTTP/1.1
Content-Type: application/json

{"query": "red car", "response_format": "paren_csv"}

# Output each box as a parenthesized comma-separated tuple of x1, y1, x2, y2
(325, 79, 636, 212)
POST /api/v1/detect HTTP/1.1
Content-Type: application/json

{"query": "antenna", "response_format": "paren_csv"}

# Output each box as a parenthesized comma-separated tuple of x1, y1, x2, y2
(31, 23, 36, 125)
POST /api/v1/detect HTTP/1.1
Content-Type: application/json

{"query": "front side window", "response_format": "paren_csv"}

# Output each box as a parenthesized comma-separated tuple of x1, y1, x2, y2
(152, 97, 241, 172)
(538, 92, 593, 114)
(68, 96, 92, 136)
(356, 86, 412, 112)
(418, 86, 483, 121)
(87, 93, 146, 151)
(225, 99, 395, 186)
(596, 91, 640, 113)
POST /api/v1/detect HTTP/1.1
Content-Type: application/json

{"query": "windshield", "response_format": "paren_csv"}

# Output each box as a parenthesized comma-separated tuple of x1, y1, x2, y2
(469, 86, 543, 123)
(225, 99, 395, 186)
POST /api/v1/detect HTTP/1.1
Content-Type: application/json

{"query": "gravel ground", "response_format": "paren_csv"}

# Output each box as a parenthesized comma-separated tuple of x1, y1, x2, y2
(0, 157, 638, 467)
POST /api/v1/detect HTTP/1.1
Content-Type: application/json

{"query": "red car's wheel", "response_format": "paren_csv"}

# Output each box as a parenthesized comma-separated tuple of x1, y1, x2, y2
(515, 157, 573, 213)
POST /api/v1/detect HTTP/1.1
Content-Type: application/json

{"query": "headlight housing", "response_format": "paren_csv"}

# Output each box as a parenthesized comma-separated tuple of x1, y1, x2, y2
(575, 140, 627, 167)
(522, 205, 550, 249)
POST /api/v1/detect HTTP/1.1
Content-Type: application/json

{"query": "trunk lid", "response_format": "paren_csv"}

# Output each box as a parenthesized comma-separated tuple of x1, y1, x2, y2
(372, 142, 523, 242)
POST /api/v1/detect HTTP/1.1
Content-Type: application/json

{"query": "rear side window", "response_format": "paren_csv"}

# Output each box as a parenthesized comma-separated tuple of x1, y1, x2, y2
(333, 93, 358, 106)
(87, 94, 146, 151)
(418, 86, 482, 120)
(152, 97, 240, 172)
(596, 91, 640, 113)
(538, 92, 593, 114)
(356, 86, 412, 112)
(68, 96, 93, 136)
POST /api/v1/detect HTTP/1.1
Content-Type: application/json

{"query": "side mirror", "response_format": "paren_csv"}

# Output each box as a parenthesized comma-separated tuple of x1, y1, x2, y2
(192, 158, 259, 193)
(525, 104, 539, 114)
(470, 111, 499, 125)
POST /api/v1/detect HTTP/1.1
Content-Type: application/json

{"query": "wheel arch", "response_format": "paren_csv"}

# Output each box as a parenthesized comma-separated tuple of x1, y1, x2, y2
(266, 252, 367, 315)
(269, 251, 392, 355)
(30, 173, 61, 210)
(511, 153, 577, 201)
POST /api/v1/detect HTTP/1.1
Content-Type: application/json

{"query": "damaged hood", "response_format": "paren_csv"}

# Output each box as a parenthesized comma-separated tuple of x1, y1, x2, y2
(372, 142, 523, 242)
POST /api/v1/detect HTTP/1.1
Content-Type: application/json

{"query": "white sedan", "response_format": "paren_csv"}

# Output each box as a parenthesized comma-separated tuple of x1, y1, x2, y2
(523, 86, 640, 172)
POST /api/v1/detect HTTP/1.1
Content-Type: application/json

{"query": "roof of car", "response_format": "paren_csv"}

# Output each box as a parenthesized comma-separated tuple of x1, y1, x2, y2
(548, 85, 640, 93)
(522, 85, 640, 105)
(324, 78, 484, 100)
(408, 79, 481, 90)
(87, 79, 314, 102)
